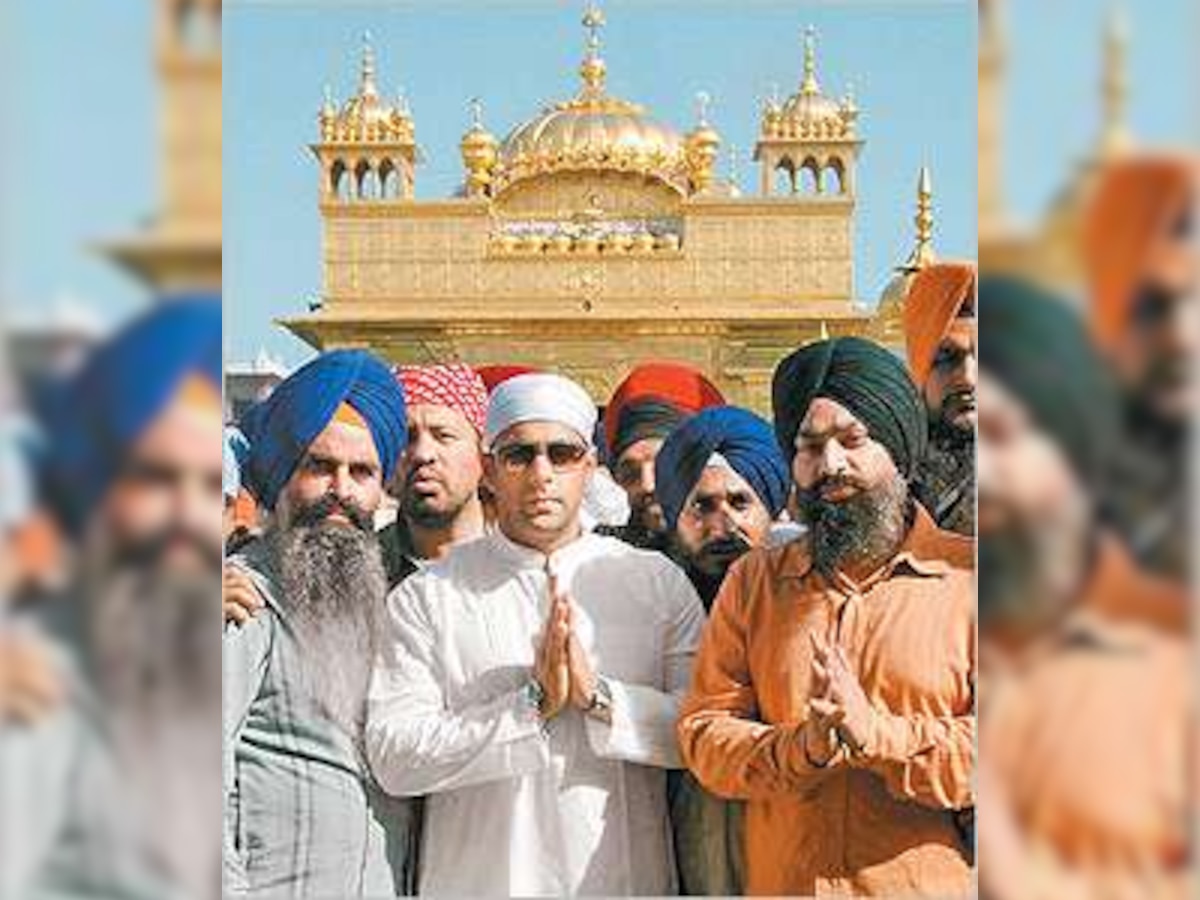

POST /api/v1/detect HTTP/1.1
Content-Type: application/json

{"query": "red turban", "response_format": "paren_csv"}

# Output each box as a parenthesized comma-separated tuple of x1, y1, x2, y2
(1085, 155, 1196, 352)
(475, 365, 538, 396)
(395, 364, 489, 435)
(604, 362, 725, 460)
(902, 262, 977, 387)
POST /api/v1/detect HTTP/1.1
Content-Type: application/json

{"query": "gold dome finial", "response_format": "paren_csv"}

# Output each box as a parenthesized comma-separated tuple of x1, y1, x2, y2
(801, 25, 820, 96)
(579, 2, 608, 95)
(461, 96, 498, 198)
(905, 165, 937, 269)
(360, 31, 379, 98)
(1099, 6, 1130, 157)
(686, 90, 722, 194)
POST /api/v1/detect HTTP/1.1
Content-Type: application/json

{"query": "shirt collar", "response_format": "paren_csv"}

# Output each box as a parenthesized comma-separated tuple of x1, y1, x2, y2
(488, 525, 597, 573)
(782, 503, 955, 588)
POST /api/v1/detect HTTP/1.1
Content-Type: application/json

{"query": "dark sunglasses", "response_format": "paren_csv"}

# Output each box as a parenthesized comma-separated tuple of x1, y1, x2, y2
(492, 440, 590, 471)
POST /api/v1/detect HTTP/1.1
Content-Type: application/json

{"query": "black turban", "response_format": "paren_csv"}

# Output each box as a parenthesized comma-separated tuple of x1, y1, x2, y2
(771, 336, 927, 479)
(978, 275, 1118, 489)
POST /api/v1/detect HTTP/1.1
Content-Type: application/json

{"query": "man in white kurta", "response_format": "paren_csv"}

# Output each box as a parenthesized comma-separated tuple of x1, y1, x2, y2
(366, 373, 706, 895)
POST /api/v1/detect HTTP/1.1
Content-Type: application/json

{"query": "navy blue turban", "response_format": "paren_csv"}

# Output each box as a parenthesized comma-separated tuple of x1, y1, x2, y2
(654, 406, 791, 531)
(771, 336, 927, 480)
(44, 298, 222, 534)
(240, 349, 407, 510)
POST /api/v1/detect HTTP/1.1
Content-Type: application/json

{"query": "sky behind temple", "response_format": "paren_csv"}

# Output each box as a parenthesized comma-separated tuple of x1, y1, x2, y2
(5, 0, 1192, 369)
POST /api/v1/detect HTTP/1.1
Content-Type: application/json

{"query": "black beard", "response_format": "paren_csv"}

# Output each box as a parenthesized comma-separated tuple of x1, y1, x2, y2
(290, 491, 375, 533)
(673, 534, 752, 609)
(797, 474, 911, 577)
(400, 481, 472, 531)
(929, 413, 976, 454)
(273, 519, 387, 745)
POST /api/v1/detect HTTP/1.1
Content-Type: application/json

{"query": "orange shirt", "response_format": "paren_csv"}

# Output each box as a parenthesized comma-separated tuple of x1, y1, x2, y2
(678, 506, 975, 896)
(979, 539, 1192, 898)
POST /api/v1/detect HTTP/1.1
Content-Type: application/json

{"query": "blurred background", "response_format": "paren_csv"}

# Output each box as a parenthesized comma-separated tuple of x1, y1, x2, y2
(0, 0, 1195, 898)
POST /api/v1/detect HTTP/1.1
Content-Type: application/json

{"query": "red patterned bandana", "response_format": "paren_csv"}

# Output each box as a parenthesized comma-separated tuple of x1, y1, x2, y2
(395, 364, 489, 435)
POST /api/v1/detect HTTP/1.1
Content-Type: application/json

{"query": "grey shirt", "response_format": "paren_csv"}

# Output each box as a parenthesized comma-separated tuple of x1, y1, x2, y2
(223, 540, 417, 897)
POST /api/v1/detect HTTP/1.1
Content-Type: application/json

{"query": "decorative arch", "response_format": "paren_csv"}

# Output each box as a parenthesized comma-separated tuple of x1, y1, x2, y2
(329, 160, 349, 200)
(353, 159, 374, 200)
(797, 155, 822, 194)
(379, 158, 398, 200)
(823, 156, 846, 195)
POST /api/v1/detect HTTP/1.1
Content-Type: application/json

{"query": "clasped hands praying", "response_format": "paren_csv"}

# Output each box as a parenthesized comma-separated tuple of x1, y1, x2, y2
(532, 563, 601, 721)
(804, 632, 875, 766)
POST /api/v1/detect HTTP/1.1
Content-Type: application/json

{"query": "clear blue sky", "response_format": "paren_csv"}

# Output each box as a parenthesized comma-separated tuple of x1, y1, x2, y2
(6, 1, 1192, 367)
(223, 0, 978, 366)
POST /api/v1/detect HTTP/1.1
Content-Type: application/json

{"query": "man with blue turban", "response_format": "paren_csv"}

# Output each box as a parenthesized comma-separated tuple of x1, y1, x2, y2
(222, 348, 418, 896)
(652, 405, 789, 897)
(654, 406, 790, 611)
(4, 299, 225, 899)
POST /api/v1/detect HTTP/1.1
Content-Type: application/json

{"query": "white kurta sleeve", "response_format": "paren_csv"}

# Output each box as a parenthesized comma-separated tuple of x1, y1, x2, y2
(585, 562, 707, 769)
(366, 577, 552, 797)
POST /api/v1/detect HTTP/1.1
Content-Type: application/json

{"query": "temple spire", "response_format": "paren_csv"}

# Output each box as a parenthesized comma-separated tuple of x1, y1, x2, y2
(904, 165, 936, 269)
(801, 25, 820, 96)
(359, 31, 378, 98)
(1099, 7, 1130, 157)
(579, 2, 607, 95)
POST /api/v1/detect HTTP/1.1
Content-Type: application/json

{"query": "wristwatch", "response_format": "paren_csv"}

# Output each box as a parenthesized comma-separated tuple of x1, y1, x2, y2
(521, 676, 546, 715)
(584, 676, 614, 723)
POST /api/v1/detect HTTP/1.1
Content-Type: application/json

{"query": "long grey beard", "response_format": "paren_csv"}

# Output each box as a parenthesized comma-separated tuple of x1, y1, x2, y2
(804, 474, 911, 577)
(273, 522, 387, 746)
(80, 544, 224, 898)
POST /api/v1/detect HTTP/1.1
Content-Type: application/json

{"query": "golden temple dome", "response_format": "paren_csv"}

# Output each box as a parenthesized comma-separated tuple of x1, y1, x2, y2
(763, 27, 858, 141)
(490, 5, 690, 194)
(319, 34, 414, 145)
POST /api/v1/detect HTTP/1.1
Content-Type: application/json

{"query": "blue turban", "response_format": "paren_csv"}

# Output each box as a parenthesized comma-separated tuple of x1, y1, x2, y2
(44, 298, 222, 534)
(654, 406, 791, 531)
(240, 349, 406, 510)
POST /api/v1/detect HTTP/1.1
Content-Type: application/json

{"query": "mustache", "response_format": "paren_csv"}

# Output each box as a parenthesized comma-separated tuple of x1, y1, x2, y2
(697, 534, 753, 560)
(943, 386, 977, 408)
(114, 526, 222, 572)
(292, 492, 374, 533)
(796, 474, 864, 505)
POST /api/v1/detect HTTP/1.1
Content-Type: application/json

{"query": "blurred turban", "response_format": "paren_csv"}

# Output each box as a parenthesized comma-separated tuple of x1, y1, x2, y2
(903, 261, 977, 387)
(240, 350, 407, 509)
(654, 406, 790, 531)
(484, 373, 597, 449)
(979, 275, 1118, 489)
(395, 363, 489, 435)
(604, 362, 725, 461)
(44, 298, 222, 533)
(771, 336, 926, 479)
(1085, 155, 1196, 351)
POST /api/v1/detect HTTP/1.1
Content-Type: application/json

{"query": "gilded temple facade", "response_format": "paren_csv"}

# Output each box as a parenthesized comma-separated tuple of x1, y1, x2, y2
(282, 8, 915, 410)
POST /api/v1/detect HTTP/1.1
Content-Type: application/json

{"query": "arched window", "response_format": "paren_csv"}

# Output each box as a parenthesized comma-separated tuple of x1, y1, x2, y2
(379, 159, 397, 200)
(797, 157, 822, 194)
(824, 157, 846, 195)
(774, 158, 795, 195)
(330, 160, 350, 201)
(354, 160, 374, 200)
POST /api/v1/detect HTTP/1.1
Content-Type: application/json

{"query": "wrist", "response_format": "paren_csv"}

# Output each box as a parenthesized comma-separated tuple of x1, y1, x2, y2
(583, 675, 613, 723)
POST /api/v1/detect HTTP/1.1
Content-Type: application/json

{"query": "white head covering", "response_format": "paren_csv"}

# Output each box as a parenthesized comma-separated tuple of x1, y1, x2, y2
(580, 467, 631, 531)
(484, 373, 598, 449)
